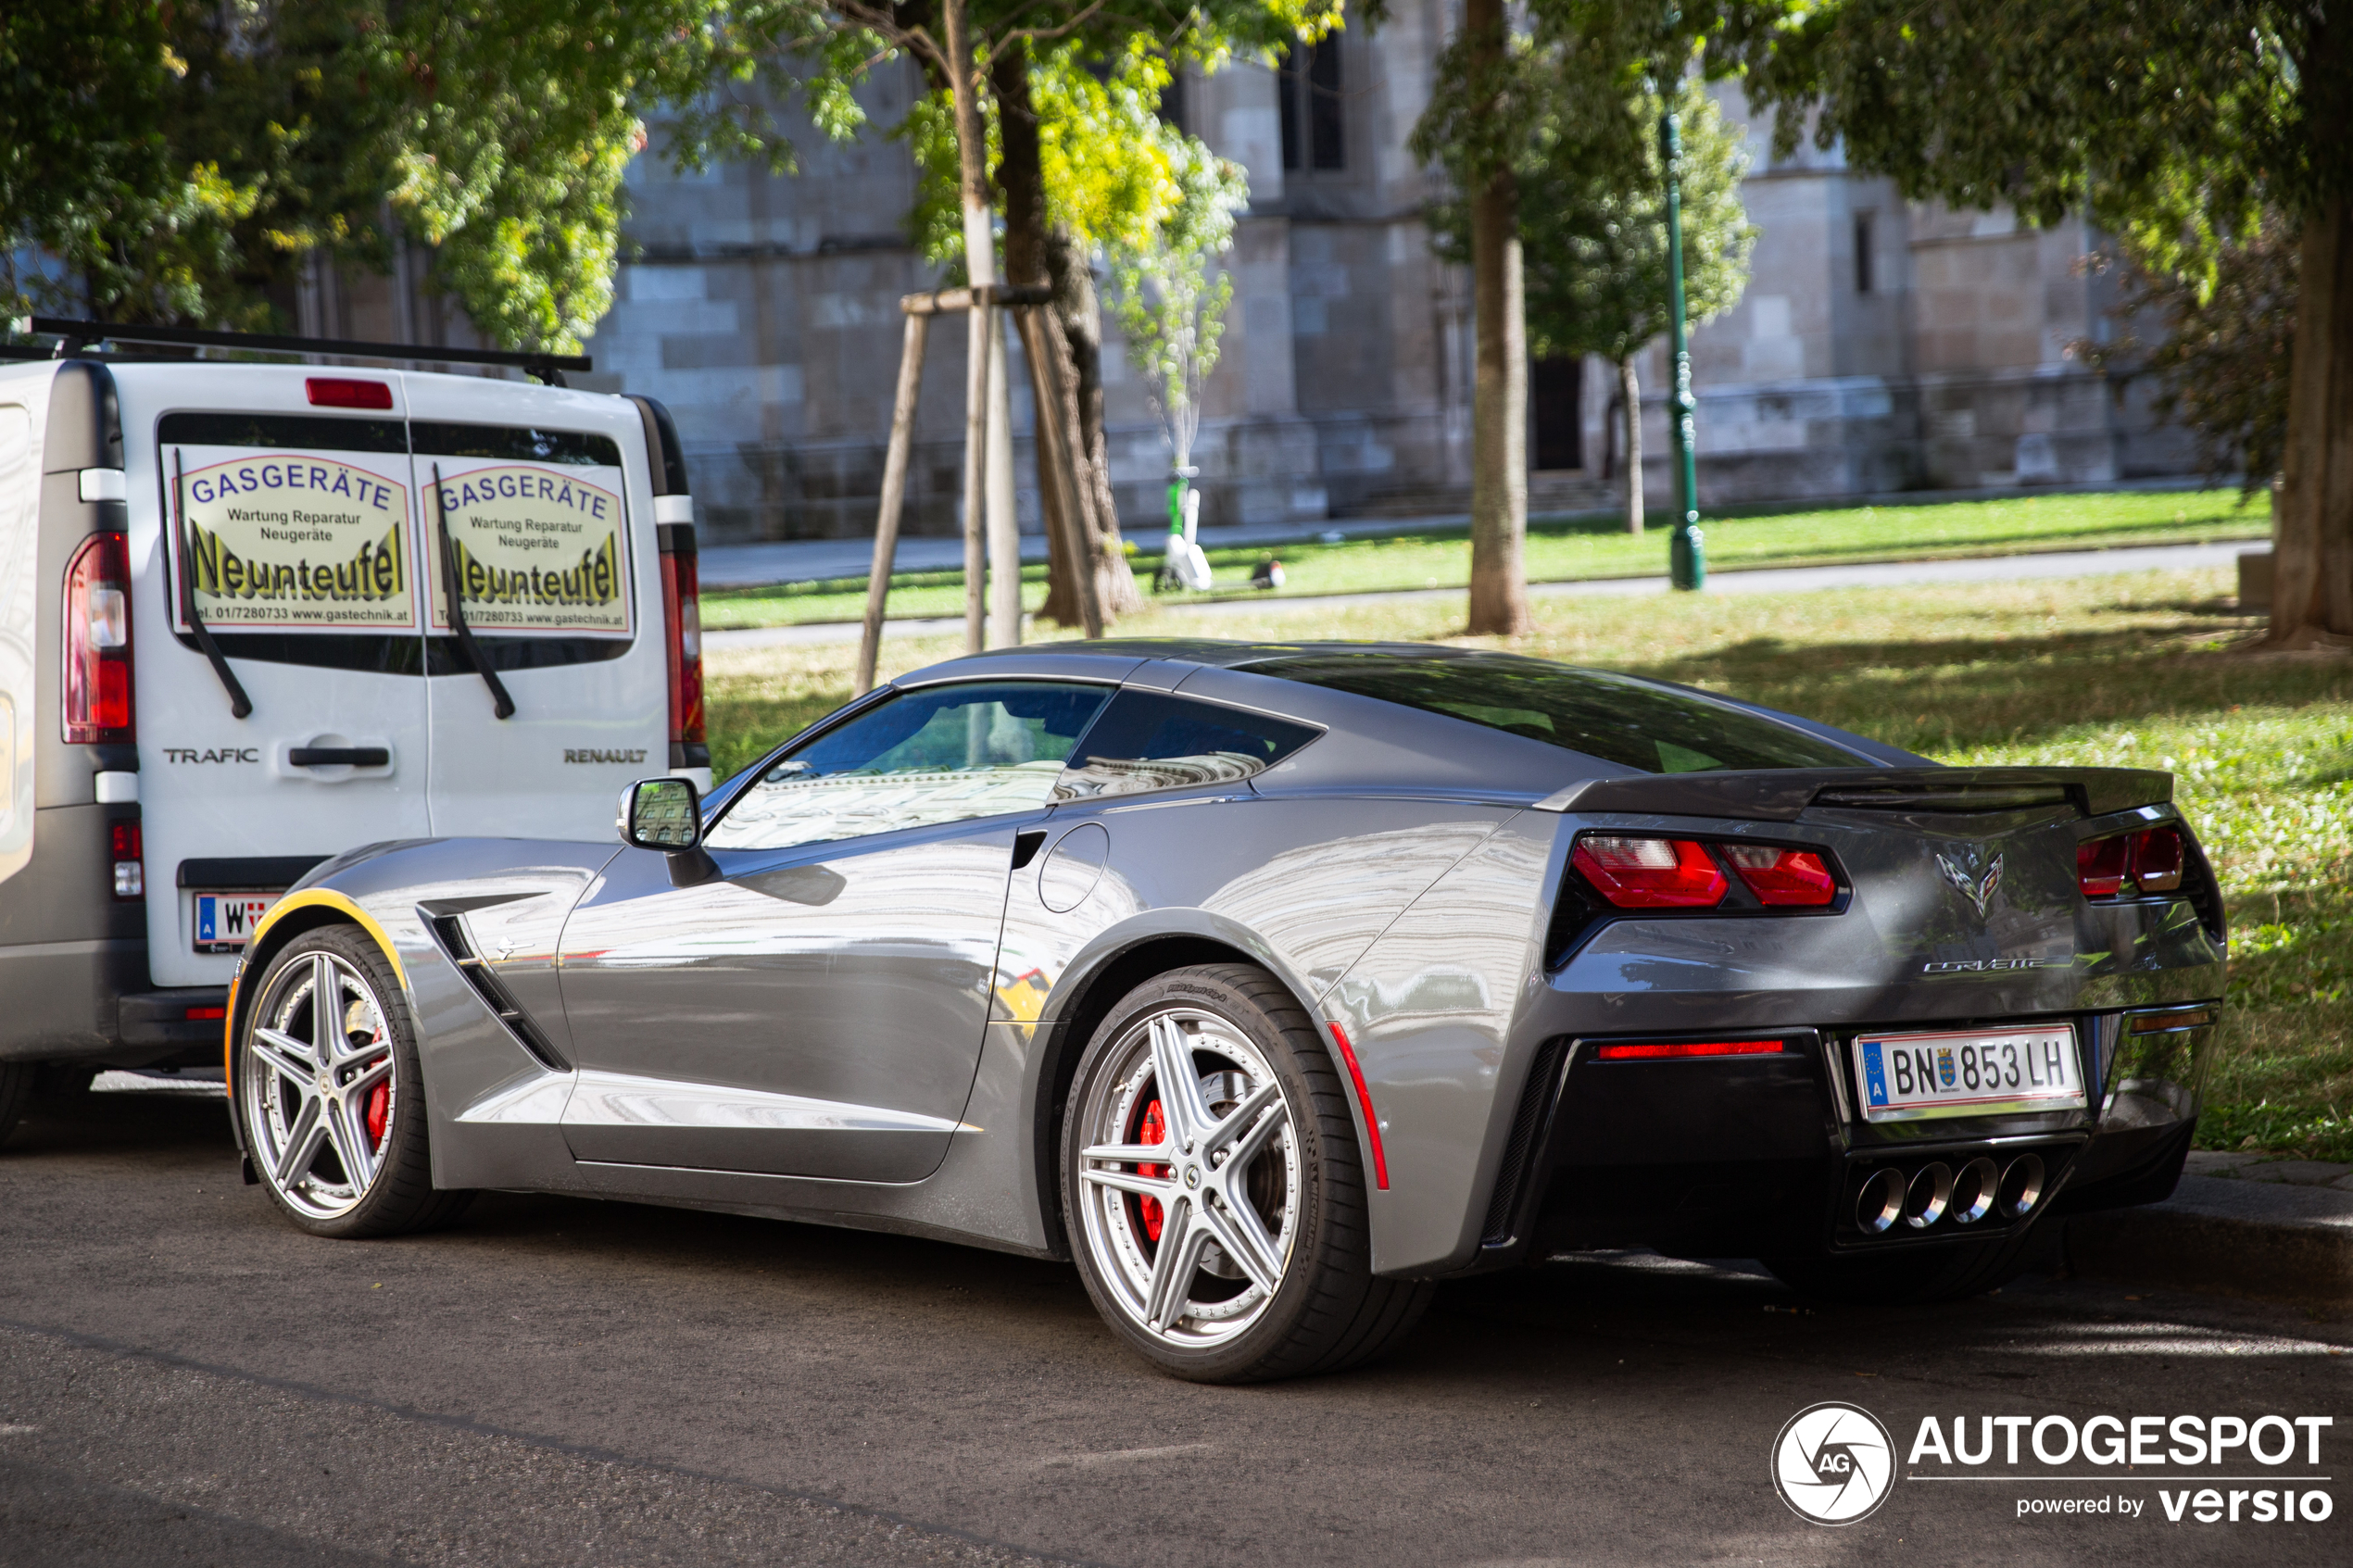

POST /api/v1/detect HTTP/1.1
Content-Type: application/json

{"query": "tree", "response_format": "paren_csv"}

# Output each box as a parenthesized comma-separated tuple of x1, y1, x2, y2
(3, 3, 872, 348)
(1702, 0, 2353, 647)
(898, 8, 1357, 626)
(1427, 49, 1753, 535)
(1108, 133, 1250, 517)
(2077, 222, 2298, 498)
(1, 3, 249, 327)
(1412, 0, 1529, 634)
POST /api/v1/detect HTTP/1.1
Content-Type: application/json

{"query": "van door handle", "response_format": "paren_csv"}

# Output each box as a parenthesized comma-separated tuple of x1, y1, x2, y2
(289, 747, 390, 768)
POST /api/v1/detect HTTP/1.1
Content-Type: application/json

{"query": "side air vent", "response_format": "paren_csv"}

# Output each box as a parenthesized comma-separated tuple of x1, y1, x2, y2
(1482, 1037, 1571, 1248)
(426, 915, 569, 1071)
(1543, 878, 1604, 969)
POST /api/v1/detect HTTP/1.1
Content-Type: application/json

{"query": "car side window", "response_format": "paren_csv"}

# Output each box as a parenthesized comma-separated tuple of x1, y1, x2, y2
(705, 681, 1112, 852)
(1051, 690, 1320, 802)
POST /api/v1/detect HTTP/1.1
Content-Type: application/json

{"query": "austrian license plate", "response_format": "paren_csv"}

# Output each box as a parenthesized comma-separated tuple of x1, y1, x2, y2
(194, 892, 277, 954)
(1852, 1024, 2084, 1123)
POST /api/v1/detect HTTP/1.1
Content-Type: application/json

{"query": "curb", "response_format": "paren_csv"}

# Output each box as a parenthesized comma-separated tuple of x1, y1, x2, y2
(2056, 1173, 2353, 1305)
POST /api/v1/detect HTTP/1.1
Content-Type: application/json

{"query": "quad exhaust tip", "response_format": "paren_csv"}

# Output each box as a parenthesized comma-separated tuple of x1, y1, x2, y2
(1854, 1152, 2045, 1235)
(1903, 1161, 1954, 1229)
(1998, 1153, 2045, 1218)
(1857, 1168, 1905, 1235)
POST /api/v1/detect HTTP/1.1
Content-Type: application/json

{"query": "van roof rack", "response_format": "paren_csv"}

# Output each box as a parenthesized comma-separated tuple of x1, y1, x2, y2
(11, 317, 590, 387)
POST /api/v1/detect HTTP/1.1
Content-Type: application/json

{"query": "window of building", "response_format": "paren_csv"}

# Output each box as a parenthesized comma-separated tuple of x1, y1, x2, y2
(1277, 40, 1345, 172)
(1531, 357, 1583, 471)
(1855, 212, 1875, 295)
(1161, 70, 1189, 137)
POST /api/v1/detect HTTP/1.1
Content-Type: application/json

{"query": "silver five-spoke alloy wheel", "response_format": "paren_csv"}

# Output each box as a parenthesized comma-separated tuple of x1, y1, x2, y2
(1074, 1006, 1302, 1349)
(242, 948, 398, 1220)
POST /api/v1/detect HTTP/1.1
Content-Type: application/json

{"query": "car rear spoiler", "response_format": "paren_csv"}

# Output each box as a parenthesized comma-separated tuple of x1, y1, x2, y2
(1532, 767, 2172, 822)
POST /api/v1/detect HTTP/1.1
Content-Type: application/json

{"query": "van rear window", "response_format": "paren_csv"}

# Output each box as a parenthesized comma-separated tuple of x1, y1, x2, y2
(158, 413, 405, 453)
(409, 422, 621, 468)
(151, 412, 634, 674)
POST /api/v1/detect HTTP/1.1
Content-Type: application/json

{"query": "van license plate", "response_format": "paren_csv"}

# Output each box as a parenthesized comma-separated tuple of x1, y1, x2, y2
(1853, 1025, 2084, 1122)
(195, 893, 277, 954)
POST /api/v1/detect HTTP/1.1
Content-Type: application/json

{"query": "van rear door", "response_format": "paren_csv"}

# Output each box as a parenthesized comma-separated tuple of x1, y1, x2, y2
(405, 379, 668, 839)
(132, 372, 434, 989)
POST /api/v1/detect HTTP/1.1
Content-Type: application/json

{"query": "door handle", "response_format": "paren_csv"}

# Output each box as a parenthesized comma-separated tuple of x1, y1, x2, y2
(1012, 828, 1048, 870)
(289, 746, 390, 768)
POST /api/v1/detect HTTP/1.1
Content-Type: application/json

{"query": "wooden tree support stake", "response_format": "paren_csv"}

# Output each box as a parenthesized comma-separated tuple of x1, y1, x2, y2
(854, 284, 1086, 694)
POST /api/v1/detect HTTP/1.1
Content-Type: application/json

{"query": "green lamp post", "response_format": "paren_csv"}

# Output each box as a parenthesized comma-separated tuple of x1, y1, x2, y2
(1659, 72, 1705, 589)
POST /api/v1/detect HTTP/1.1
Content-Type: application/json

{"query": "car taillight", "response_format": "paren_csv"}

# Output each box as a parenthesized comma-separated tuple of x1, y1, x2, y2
(64, 531, 134, 744)
(1724, 846, 1837, 907)
(659, 534, 705, 762)
(1572, 835, 1728, 909)
(2129, 827, 2184, 892)
(110, 820, 143, 900)
(2079, 826, 2187, 899)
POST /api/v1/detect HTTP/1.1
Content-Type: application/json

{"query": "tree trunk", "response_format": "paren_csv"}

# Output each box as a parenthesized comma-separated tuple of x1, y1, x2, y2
(2268, 193, 2353, 646)
(1619, 357, 1644, 535)
(990, 45, 1137, 629)
(1464, 0, 1529, 637)
(941, 0, 995, 652)
(989, 44, 1076, 628)
(1049, 230, 1142, 620)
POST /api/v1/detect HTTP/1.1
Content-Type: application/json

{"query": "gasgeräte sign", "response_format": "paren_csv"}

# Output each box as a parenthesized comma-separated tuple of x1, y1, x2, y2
(176, 449, 415, 630)
(425, 462, 631, 636)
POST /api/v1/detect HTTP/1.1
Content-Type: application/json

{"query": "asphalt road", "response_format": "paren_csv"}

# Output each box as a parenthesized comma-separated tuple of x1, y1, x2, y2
(3, 1086, 2347, 1567)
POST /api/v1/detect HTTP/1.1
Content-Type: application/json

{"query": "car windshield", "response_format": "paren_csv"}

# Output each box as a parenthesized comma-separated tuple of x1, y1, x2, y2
(1241, 651, 1863, 774)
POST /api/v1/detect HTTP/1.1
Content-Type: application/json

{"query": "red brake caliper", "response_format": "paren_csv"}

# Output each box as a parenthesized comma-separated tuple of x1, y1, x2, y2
(1136, 1099, 1168, 1242)
(362, 1035, 390, 1148)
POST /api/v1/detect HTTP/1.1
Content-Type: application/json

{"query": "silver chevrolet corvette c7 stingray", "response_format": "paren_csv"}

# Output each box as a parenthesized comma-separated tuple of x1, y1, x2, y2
(224, 640, 2223, 1383)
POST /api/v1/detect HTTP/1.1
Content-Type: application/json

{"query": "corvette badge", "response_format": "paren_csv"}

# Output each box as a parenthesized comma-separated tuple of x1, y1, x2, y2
(1936, 847, 2003, 918)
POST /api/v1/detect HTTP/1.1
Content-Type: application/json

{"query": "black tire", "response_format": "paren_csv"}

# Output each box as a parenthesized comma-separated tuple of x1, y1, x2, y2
(233, 925, 472, 1239)
(32, 1063, 101, 1102)
(0, 1061, 31, 1148)
(1060, 963, 1431, 1383)
(1762, 1225, 2044, 1305)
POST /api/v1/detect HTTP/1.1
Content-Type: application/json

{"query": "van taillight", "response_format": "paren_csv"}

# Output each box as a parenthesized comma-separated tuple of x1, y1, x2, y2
(110, 821, 143, 900)
(660, 534, 705, 764)
(306, 377, 393, 409)
(64, 531, 134, 744)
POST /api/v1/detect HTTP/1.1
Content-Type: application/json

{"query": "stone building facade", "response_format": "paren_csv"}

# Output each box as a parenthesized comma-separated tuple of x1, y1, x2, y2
(318, 11, 2197, 547)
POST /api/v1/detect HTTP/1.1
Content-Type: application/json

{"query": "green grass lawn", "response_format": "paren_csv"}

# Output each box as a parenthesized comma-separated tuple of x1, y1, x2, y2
(700, 485, 2266, 630)
(705, 563, 2351, 1160)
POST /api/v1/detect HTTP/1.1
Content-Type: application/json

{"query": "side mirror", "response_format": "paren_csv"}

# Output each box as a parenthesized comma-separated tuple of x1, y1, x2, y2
(618, 777, 718, 885)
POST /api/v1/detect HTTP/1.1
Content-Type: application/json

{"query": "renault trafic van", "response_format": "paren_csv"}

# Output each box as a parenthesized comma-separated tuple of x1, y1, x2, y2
(0, 334, 707, 1128)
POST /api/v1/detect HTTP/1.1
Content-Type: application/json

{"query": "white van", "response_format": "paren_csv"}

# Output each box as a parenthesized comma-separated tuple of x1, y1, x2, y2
(0, 326, 707, 1114)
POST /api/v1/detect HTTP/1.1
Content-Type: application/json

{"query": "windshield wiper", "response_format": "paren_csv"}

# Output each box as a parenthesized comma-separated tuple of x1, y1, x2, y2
(171, 448, 252, 719)
(432, 462, 515, 720)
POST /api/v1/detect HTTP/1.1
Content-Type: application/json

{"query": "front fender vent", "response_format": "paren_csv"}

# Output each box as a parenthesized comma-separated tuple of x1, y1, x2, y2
(425, 914, 568, 1072)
